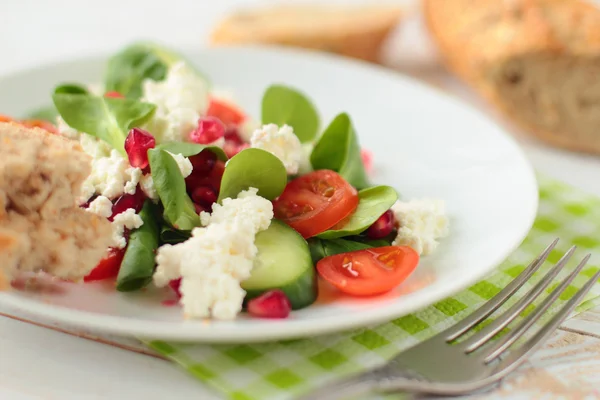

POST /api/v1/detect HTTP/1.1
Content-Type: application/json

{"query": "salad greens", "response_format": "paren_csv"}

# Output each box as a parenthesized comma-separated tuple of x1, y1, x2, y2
(308, 238, 373, 264)
(105, 41, 208, 99)
(116, 200, 160, 292)
(52, 84, 156, 155)
(156, 141, 227, 161)
(310, 113, 370, 189)
(261, 84, 320, 143)
(25, 105, 58, 122)
(148, 148, 200, 231)
(160, 226, 192, 245)
(218, 148, 287, 202)
(316, 185, 398, 239)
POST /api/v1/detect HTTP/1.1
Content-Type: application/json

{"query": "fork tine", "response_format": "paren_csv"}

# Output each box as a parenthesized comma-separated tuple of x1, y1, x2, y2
(493, 269, 600, 378)
(483, 254, 590, 363)
(445, 239, 558, 341)
(462, 246, 576, 353)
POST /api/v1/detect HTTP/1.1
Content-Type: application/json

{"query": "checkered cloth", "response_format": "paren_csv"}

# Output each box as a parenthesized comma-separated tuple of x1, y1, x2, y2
(142, 175, 600, 400)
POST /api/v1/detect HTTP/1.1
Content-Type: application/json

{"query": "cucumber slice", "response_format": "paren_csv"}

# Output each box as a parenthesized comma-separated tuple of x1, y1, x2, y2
(242, 220, 317, 310)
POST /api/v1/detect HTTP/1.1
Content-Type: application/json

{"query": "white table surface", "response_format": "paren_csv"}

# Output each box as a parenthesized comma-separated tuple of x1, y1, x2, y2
(3, 1, 600, 399)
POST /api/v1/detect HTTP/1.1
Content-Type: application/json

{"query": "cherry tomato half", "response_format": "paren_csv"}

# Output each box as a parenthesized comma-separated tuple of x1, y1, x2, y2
(206, 98, 246, 126)
(316, 246, 419, 296)
(84, 248, 126, 282)
(273, 170, 359, 238)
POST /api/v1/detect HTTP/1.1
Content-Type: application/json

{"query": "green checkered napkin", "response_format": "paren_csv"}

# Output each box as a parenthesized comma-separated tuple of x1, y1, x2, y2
(142, 175, 600, 400)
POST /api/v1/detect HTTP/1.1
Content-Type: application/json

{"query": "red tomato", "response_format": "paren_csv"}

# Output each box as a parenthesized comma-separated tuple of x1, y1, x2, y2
(0, 115, 13, 123)
(206, 98, 246, 126)
(21, 119, 58, 134)
(104, 91, 124, 98)
(84, 248, 126, 282)
(317, 246, 419, 296)
(273, 170, 359, 238)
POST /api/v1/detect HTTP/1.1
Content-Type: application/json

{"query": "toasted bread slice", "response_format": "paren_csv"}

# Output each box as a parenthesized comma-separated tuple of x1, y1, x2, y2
(423, 0, 600, 154)
(210, 4, 404, 63)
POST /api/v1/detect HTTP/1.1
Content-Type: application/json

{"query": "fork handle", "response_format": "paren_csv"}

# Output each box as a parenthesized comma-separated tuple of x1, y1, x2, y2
(297, 367, 417, 400)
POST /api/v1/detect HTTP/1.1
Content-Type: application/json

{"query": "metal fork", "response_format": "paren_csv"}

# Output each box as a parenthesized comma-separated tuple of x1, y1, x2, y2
(300, 239, 600, 399)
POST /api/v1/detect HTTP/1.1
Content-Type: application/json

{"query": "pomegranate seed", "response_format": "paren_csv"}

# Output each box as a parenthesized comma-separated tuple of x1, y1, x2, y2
(194, 203, 208, 215)
(109, 188, 146, 221)
(247, 290, 292, 319)
(223, 141, 249, 158)
(366, 210, 395, 239)
(189, 150, 216, 176)
(84, 248, 126, 282)
(361, 149, 373, 173)
(185, 160, 225, 193)
(124, 128, 156, 169)
(191, 185, 217, 208)
(189, 117, 225, 144)
(169, 278, 182, 298)
(224, 127, 245, 145)
(105, 91, 124, 98)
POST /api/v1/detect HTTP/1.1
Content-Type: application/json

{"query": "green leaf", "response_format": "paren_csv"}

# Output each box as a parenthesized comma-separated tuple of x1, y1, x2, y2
(156, 141, 227, 161)
(307, 238, 373, 264)
(148, 148, 200, 231)
(261, 84, 320, 143)
(116, 200, 160, 292)
(346, 235, 394, 247)
(52, 84, 156, 154)
(316, 185, 398, 239)
(310, 112, 370, 189)
(160, 225, 192, 245)
(105, 41, 209, 99)
(218, 148, 287, 202)
(25, 105, 58, 122)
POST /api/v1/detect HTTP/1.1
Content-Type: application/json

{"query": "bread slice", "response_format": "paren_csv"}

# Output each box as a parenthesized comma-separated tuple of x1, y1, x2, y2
(0, 208, 112, 282)
(0, 123, 112, 283)
(0, 122, 91, 217)
(210, 4, 404, 63)
(423, 0, 600, 154)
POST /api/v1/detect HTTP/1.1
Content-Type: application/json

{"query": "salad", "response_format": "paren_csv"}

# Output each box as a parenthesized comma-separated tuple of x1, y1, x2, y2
(3, 42, 449, 321)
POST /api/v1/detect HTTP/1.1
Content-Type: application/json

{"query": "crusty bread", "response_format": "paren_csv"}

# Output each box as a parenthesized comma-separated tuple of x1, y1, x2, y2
(0, 123, 112, 283)
(423, 0, 600, 154)
(0, 122, 91, 217)
(210, 4, 404, 63)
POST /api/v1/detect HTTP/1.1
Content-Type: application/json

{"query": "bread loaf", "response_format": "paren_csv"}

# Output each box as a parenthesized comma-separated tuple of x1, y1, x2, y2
(210, 4, 404, 63)
(423, 0, 600, 154)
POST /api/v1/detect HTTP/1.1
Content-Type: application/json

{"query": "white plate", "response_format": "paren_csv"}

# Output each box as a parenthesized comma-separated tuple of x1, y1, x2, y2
(0, 46, 538, 343)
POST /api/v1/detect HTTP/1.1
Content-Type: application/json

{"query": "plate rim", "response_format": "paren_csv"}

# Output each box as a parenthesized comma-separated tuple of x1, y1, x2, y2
(0, 45, 539, 342)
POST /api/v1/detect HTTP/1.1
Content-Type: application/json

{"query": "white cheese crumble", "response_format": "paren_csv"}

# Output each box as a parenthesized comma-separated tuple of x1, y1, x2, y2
(250, 124, 304, 175)
(391, 199, 449, 256)
(56, 117, 112, 160)
(153, 188, 273, 320)
(111, 208, 144, 249)
(201, 188, 273, 232)
(141, 62, 209, 143)
(87, 82, 105, 96)
(86, 196, 113, 219)
(79, 150, 142, 202)
(166, 151, 193, 178)
(140, 174, 159, 201)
